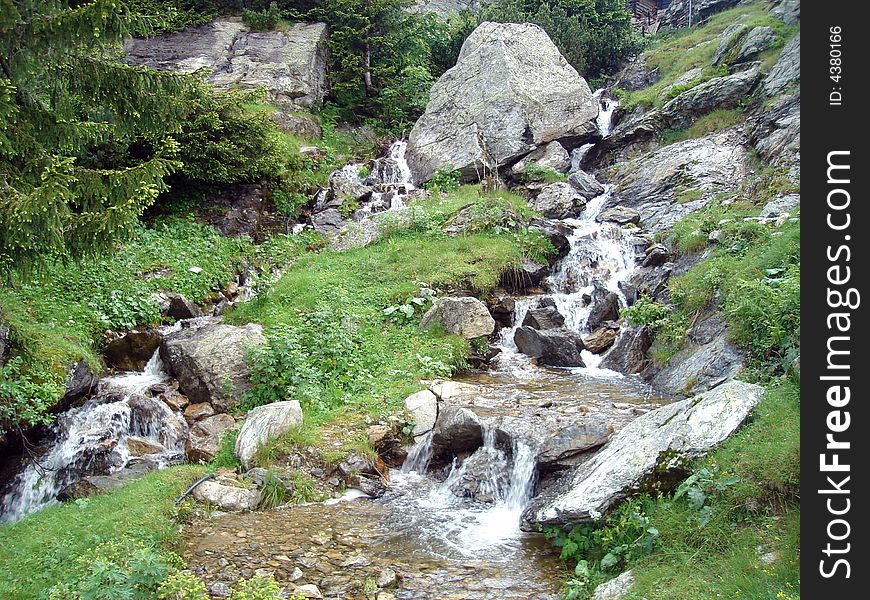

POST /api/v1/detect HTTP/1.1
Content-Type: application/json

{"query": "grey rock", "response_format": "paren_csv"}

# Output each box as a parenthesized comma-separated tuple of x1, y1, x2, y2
(125, 20, 329, 110)
(586, 283, 620, 332)
(420, 297, 496, 339)
(271, 111, 322, 139)
(510, 141, 571, 178)
(409, 0, 483, 17)
(161, 323, 265, 411)
(196, 184, 280, 240)
(311, 208, 346, 236)
(59, 461, 157, 500)
(404, 390, 439, 438)
(770, 0, 800, 25)
(567, 169, 605, 197)
(599, 326, 652, 375)
(522, 301, 566, 331)
(760, 194, 800, 218)
(522, 380, 764, 527)
(762, 33, 800, 97)
(514, 327, 586, 367)
(626, 264, 673, 302)
(377, 568, 398, 589)
(751, 89, 800, 169)
(430, 406, 484, 461)
(103, 330, 162, 372)
(529, 182, 586, 219)
(642, 244, 671, 268)
(646, 310, 744, 398)
(613, 128, 752, 232)
(235, 401, 304, 468)
(61, 361, 97, 407)
(407, 22, 597, 183)
(165, 292, 203, 320)
(614, 57, 660, 91)
(186, 413, 236, 462)
(712, 23, 747, 66)
(330, 208, 412, 251)
(537, 421, 613, 468)
(592, 570, 635, 600)
(735, 26, 777, 63)
(447, 446, 511, 503)
(661, 67, 704, 99)
(661, 67, 759, 130)
(597, 206, 640, 226)
(529, 219, 572, 260)
(659, 0, 742, 30)
(192, 478, 262, 511)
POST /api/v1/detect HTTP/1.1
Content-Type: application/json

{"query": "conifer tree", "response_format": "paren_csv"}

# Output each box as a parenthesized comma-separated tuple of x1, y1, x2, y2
(0, 0, 193, 277)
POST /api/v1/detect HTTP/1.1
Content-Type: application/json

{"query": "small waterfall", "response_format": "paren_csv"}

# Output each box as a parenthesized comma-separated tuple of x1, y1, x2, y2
(0, 350, 185, 523)
(401, 432, 434, 474)
(593, 89, 619, 137)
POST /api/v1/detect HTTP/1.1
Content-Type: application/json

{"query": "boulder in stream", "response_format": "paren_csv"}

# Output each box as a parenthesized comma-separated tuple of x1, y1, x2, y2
(161, 322, 266, 412)
(514, 327, 586, 367)
(192, 476, 263, 511)
(528, 182, 587, 219)
(403, 390, 439, 438)
(521, 379, 763, 529)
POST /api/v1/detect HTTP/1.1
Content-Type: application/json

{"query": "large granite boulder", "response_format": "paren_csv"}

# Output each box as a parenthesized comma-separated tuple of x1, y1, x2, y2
(235, 401, 303, 468)
(125, 19, 328, 110)
(521, 380, 764, 528)
(645, 310, 744, 398)
(403, 389, 439, 438)
(529, 182, 586, 219)
(406, 22, 597, 183)
(161, 323, 266, 412)
(420, 297, 496, 339)
(192, 477, 262, 511)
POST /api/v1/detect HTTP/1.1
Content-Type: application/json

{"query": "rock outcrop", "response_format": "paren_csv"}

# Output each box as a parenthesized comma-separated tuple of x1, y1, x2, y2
(514, 327, 586, 367)
(522, 380, 764, 528)
(235, 401, 304, 468)
(406, 22, 597, 183)
(161, 323, 266, 412)
(611, 128, 752, 232)
(661, 66, 760, 130)
(125, 19, 328, 110)
(762, 33, 800, 98)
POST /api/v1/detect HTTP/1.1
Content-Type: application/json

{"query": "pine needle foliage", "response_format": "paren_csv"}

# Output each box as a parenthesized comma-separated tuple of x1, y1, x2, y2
(0, 1, 193, 278)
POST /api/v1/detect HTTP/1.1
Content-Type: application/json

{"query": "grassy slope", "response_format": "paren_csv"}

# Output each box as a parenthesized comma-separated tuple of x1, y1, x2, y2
(617, 0, 799, 112)
(0, 465, 206, 599)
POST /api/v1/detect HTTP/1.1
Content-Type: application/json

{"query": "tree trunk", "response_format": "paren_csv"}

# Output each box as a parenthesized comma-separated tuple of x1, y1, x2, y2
(363, 43, 373, 98)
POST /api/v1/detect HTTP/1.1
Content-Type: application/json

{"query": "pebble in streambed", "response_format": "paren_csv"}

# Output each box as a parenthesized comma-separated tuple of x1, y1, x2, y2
(184, 497, 564, 599)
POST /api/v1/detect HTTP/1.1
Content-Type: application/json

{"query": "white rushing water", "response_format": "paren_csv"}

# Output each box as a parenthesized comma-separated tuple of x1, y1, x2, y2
(392, 425, 538, 559)
(0, 350, 185, 523)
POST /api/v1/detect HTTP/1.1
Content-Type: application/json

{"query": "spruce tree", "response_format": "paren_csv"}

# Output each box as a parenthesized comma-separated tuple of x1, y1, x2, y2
(0, 1, 193, 278)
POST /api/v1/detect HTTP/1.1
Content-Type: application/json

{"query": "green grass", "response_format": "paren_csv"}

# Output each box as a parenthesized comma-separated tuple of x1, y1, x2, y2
(659, 108, 746, 146)
(0, 465, 207, 599)
(617, 0, 797, 111)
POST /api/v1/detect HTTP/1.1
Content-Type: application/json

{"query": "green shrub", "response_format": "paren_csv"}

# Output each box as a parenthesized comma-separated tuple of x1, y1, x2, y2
(211, 429, 242, 469)
(424, 168, 462, 195)
(520, 163, 567, 184)
(621, 297, 689, 363)
(242, 2, 283, 31)
(157, 572, 210, 600)
(545, 496, 660, 599)
(0, 356, 60, 435)
(242, 308, 368, 414)
(258, 470, 287, 509)
(229, 574, 282, 600)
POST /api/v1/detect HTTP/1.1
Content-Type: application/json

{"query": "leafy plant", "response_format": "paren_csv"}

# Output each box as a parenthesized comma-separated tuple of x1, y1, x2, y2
(382, 287, 436, 324)
(229, 574, 282, 600)
(210, 429, 241, 470)
(157, 571, 210, 600)
(520, 163, 567, 184)
(242, 2, 283, 31)
(424, 168, 462, 195)
(673, 466, 741, 526)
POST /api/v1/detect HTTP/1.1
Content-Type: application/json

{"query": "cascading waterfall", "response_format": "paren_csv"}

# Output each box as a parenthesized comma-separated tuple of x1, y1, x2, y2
(389, 89, 636, 555)
(0, 350, 185, 523)
(391, 424, 538, 558)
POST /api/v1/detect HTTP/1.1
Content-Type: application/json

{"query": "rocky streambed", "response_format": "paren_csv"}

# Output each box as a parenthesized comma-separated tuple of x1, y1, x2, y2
(182, 370, 664, 600)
